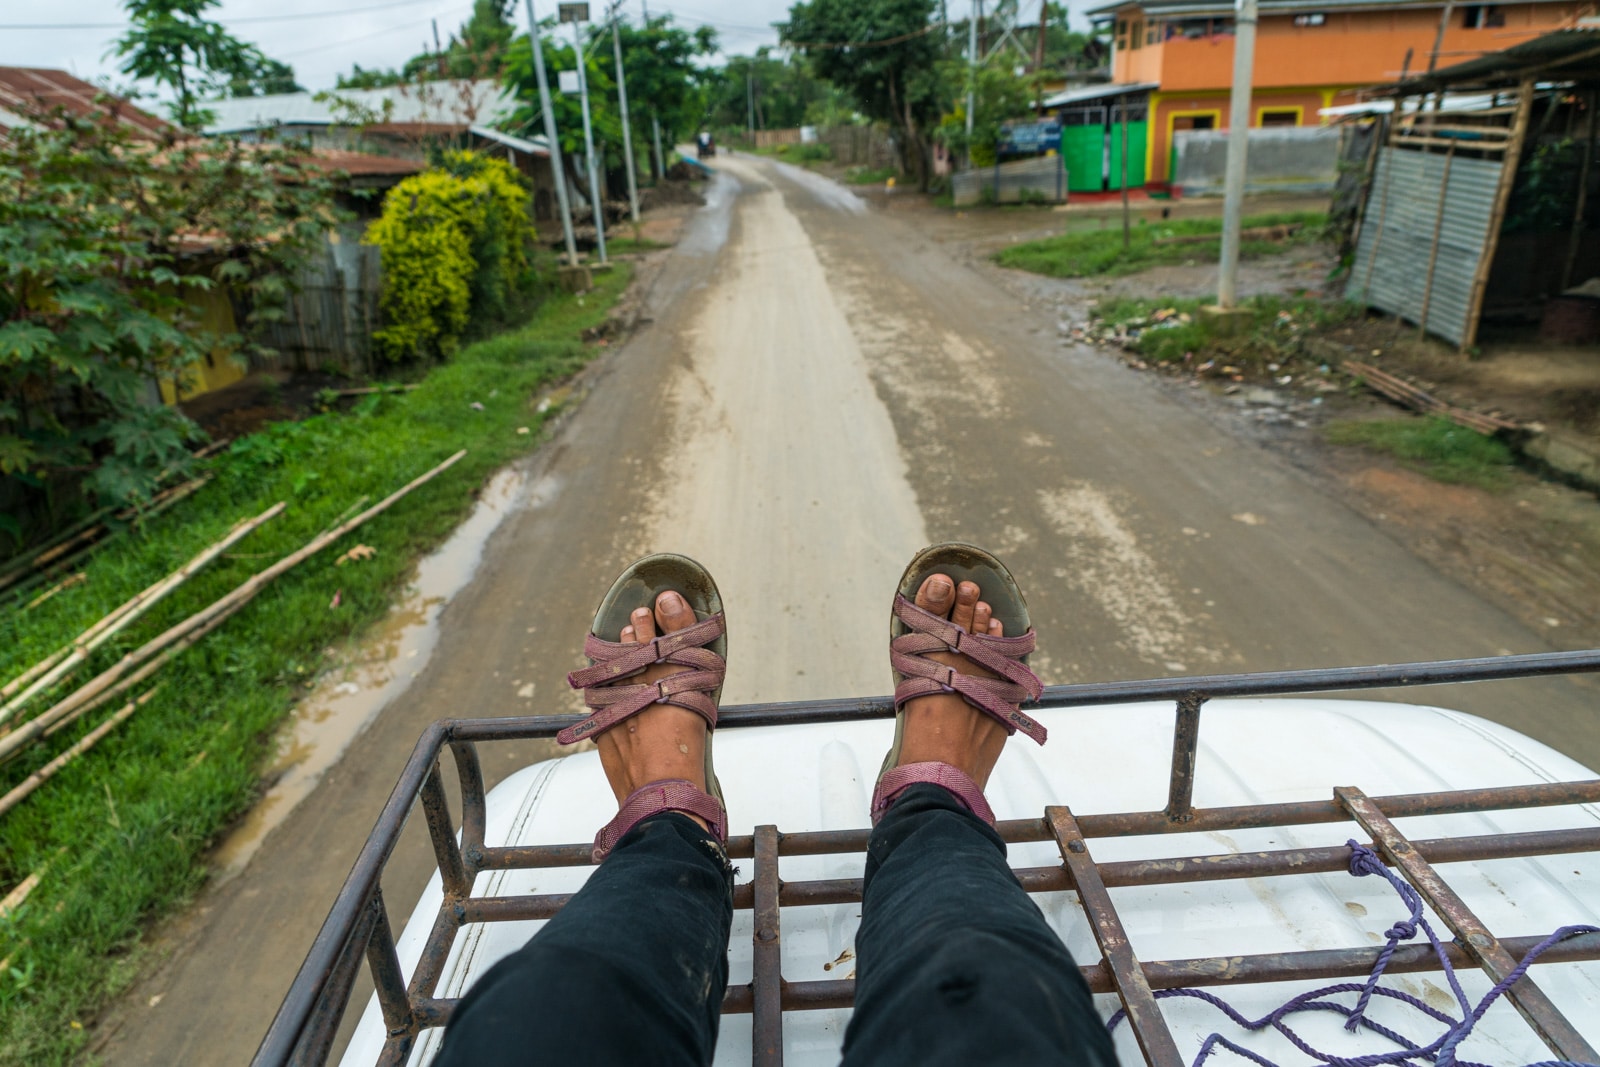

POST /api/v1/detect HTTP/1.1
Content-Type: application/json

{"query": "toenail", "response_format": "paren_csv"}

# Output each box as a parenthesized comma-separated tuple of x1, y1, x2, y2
(930, 578, 952, 596)
(634, 607, 650, 618)
(660, 591, 684, 612)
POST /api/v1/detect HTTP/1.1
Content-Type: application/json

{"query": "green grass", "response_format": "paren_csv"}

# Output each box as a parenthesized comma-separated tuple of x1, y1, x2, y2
(1325, 416, 1516, 489)
(0, 264, 633, 1065)
(1094, 293, 1361, 366)
(602, 236, 667, 254)
(994, 211, 1328, 278)
(752, 143, 834, 165)
(844, 165, 897, 185)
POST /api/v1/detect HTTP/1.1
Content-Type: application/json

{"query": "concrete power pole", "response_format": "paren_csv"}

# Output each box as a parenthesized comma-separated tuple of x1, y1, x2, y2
(570, 15, 608, 263)
(746, 69, 755, 135)
(652, 114, 665, 179)
(1216, 0, 1258, 309)
(966, 0, 978, 145)
(611, 11, 641, 223)
(523, 0, 579, 264)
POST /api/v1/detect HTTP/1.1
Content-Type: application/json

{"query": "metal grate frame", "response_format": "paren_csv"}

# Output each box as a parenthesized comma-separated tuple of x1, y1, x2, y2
(254, 649, 1600, 1067)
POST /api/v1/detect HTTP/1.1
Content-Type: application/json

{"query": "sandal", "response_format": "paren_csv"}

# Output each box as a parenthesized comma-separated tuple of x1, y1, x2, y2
(562, 553, 728, 861)
(871, 542, 1045, 826)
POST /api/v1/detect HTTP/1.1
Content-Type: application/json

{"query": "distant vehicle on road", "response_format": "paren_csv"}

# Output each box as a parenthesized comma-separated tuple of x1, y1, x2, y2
(697, 132, 716, 160)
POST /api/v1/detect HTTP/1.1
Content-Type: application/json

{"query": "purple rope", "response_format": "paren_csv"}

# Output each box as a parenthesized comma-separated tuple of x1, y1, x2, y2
(1105, 840, 1599, 1067)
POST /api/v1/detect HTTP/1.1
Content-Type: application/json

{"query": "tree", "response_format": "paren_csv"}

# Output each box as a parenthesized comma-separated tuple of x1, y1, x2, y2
(612, 16, 719, 170)
(335, 0, 518, 89)
(113, 0, 292, 127)
(335, 64, 404, 90)
(704, 49, 852, 133)
(0, 112, 343, 512)
(226, 57, 302, 98)
(934, 56, 1037, 166)
(782, 0, 944, 188)
(500, 24, 622, 205)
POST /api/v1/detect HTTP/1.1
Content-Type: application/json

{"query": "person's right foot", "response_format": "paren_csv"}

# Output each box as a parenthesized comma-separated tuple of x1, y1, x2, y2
(894, 574, 1010, 789)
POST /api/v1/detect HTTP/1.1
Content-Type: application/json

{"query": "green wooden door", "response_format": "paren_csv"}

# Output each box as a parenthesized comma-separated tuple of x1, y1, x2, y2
(1107, 120, 1147, 189)
(1060, 126, 1105, 193)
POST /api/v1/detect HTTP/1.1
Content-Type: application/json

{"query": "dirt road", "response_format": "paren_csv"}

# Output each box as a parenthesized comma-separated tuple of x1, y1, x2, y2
(99, 154, 1600, 1065)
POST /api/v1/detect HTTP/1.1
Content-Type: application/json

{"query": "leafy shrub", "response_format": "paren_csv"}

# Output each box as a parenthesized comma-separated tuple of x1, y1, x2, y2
(365, 151, 535, 360)
(0, 110, 341, 520)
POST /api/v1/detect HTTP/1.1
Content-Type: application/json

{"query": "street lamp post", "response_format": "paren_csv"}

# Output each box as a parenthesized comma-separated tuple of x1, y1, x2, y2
(562, 3, 608, 263)
(523, 0, 578, 264)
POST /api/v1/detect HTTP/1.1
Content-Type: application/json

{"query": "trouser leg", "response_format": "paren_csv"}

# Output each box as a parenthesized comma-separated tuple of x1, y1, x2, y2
(841, 784, 1118, 1067)
(433, 813, 733, 1067)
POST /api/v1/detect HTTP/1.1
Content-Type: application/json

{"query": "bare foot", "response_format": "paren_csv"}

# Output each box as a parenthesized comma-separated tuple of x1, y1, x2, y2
(593, 590, 710, 830)
(896, 574, 1009, 789)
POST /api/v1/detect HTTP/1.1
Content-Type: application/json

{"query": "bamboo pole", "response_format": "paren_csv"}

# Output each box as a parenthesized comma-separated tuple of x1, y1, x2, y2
(1562, 89, 1597, 291)
(1462, 78, 1535, 353)
(24, 573, 86, 611)
(0, 450, 466, 764)
(0, 688, 161, 819)
(0, 502, 287, 724)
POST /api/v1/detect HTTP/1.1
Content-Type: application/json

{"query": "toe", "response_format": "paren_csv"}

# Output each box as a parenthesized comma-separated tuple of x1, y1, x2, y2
(915, 573, 956, 618)
(988, 618, 1004, 637)
(951, 581, 980, 632)
(631, 605, 656, 642)
(620, 624, 637, 643)
(654, 590, 696, 633)
(972, 600, 992, 638)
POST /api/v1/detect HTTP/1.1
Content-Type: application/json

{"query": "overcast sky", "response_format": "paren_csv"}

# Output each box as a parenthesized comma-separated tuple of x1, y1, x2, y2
(0, 0, 788, 98)
(2, 0, 1093, 106)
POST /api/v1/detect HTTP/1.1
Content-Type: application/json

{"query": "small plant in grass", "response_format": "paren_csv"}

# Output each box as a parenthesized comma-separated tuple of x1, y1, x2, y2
(1325, 416, 1516, 489)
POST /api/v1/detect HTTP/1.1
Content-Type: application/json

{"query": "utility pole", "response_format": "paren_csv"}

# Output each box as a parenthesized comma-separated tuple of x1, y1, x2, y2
(1216, 0, 1258, 309)
(746, 69, 755, 135)
(966, 0, 978, 146)
(568, 10, 607, 263)
(1035, 0, 1048, 116)
(610, 6, 640, 223)
(652, 114, 665, 179)
(524, 0, 579, 264)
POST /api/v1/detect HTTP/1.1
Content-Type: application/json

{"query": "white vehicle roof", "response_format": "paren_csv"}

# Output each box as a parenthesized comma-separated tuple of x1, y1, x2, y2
(341, 699, 1600, 1066)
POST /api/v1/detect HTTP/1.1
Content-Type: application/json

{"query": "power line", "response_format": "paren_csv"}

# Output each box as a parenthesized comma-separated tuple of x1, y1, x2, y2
(0, 0, 451, 32)
(279, 7, 472, 60)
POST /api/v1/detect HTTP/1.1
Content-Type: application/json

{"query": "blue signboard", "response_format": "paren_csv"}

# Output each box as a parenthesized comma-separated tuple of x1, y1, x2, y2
(998, 119, 1062, 158)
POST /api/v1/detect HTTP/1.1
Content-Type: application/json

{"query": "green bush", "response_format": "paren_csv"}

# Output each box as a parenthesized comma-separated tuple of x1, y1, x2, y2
(365, 151, 535, 360)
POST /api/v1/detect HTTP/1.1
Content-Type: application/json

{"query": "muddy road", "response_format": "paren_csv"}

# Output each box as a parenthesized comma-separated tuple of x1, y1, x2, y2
(99, 154, 1600, 1065)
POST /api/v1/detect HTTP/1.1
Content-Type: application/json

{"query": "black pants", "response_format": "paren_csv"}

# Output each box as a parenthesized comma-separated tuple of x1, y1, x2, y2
(434, 784, 1118, 1066)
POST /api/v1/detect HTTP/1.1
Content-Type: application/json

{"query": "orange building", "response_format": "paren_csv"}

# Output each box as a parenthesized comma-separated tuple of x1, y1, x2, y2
(1083, 0, 1590, 186)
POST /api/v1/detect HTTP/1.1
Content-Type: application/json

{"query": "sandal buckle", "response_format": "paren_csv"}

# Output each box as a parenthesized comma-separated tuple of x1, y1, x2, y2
(655, 679, 671, 703)
(940, 666, 958, 692)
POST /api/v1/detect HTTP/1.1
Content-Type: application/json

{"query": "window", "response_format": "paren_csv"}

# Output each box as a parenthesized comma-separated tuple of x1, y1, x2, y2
(1130, 19, 1143, 49)
(1147, 22, 1160, 44)
(1173, 114, 1215, 131)
(1462, 5, 1505, 28)
(1259, 109, 1299, 126)
(1292, 12, 1326, 26)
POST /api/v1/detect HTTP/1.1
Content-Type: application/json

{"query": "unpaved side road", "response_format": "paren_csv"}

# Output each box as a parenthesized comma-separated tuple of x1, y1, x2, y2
(98, 154, 1599, 1067)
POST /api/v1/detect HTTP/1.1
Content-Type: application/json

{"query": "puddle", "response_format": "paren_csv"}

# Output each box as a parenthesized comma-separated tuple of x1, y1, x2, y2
(677, 171, 738, 256)
(211, 467, 532, 880)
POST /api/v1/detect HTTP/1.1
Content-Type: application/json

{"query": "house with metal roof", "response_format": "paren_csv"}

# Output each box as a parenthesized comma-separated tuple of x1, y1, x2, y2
(1077, 0, 1586, 189)
(200, 80, 565, 223)
(0, 66, 172, 140)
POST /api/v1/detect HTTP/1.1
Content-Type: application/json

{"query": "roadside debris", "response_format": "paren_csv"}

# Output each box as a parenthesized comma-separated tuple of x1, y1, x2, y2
(336, 544, 377, 566)
(1342, 360, 1520, 437)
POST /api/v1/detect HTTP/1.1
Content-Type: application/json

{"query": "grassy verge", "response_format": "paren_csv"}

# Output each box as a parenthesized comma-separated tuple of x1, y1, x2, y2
(0, 264, 633, 1065)
(750, 143, 834, 166)
(1326, 416, 1516, 489)
(1093, 293, 1362, 369)
(994, 211, 1328, 278)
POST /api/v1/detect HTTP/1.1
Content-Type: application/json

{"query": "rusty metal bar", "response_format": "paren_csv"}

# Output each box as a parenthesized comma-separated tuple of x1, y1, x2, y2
(478, 779, 1600, 873)
(451, 741, 488, 872)
(407, 900, 464, 1004)
(1047, 806, 1185, 1067)
(1338, 787, 1599, 1062)
(420, 760, 469, 900)
(365, 889, 412, 1036)
(288, 891, 381, 1067)
(1164, 692, 1207, 822)
(256, 720, 448, 1067)
(752, 825, 785, 1066)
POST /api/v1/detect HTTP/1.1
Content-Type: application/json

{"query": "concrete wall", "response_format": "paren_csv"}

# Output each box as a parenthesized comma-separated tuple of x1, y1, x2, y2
(1172, 125, 1340, 197)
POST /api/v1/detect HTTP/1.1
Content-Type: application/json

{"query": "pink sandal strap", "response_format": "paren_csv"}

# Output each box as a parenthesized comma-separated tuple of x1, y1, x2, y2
(890, 595, 1047, 744)
(592, 779, 727, 861)
(560, 614, 726, 745)
(871, 761, 996, 826)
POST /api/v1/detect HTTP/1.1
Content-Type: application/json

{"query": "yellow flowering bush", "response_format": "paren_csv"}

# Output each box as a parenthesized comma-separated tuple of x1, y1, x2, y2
(366, 151, 535, 360)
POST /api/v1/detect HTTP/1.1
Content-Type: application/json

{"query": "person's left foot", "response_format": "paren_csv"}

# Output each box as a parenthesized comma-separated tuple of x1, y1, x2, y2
(593, 591, 710, 830)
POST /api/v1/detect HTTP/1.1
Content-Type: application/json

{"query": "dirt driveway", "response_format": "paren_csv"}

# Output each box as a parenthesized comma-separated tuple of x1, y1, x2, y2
(96, 154, 1600, 1066)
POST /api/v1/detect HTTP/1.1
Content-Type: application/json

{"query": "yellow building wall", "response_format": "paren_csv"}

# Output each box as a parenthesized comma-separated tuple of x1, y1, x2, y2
(156, 286, 248, 405)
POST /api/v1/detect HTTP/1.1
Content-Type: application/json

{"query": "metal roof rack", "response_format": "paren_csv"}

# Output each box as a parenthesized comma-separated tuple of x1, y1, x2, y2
(254, 648, 1600, 1067)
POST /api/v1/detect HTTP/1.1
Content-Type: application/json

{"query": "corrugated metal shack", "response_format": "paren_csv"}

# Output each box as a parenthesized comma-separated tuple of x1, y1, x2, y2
(1346, 29, 1600, 350)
